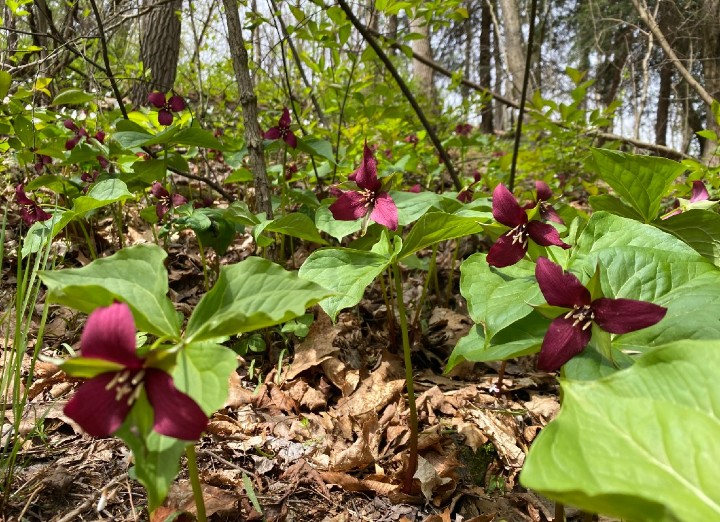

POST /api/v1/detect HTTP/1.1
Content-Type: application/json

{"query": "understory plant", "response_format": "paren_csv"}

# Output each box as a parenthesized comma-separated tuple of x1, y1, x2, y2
(38, 244, 331, 517)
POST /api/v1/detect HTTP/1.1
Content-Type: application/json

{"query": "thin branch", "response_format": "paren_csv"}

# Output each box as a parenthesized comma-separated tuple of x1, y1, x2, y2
(87, 0, 128, 119)
(631, 0, 714, 107)
(336, 0, 463, 191)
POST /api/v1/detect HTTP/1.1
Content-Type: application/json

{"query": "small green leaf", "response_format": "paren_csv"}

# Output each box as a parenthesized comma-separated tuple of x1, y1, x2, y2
(0, 71, 11, 99)
(262, 213, 328, 245)
(174, 342, 237, 414)
(55, 357, 123, 378)
(186, 257, 331, 341)
(51, 88, 95, 105)
(170, 128, 223, 150)
(400, 211, 485, 259)
(296, 136, 335, 162)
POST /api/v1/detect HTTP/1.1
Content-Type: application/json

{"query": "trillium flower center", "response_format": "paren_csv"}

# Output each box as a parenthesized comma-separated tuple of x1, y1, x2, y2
(564, 304, 595, 330)
(509, 224, 529, 248)
(105, 369, 145, 406)
(359, 188, 376, 208)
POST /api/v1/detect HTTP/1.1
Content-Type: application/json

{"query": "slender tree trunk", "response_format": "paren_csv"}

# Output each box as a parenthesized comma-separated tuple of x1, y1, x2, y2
(656, 61, 673, 147)
(131, 0, 182, 104)
(222, 0, 273, 218)
(498, 0, 526, 98)
(410, 14, 436, 107)
(701, 0, 720, 162)
(480, 0, 494, 132)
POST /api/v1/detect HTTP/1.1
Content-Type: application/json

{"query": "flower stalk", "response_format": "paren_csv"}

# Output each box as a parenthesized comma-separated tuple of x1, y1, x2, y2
(186, 444, 207, 522)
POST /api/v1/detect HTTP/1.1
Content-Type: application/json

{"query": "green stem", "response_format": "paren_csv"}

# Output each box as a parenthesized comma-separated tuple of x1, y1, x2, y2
(186, 444, 207, 522)
(196, 236, 210, 292)
(412, 243, 437, 328)
(78, 221, 97, 260)
(392, 261, 418, 493)
(445, 240, 461, 306)
(115, 202, 125, 249)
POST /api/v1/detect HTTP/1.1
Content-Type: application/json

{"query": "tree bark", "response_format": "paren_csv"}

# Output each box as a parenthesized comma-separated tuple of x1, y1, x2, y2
(410, 13, 436, 107)
(655, 61, 673, 147)
(222, 0, 273, 218)
(132, 0, 182, 104)
(480, 0, 494, 132)
(498, 0, 527, 98)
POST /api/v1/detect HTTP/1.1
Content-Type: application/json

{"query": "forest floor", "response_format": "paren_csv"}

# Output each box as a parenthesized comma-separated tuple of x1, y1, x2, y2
(1, 181, 594, 522)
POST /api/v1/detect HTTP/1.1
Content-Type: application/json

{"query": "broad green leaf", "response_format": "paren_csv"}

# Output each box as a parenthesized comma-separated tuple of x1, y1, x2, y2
(113, 130, 154, 149)
(391, 190, 442, 225)
(12, 115, 34, 147)
(174, 342, 237, 414)
(572, 212, 715, 301)
(400, 212, 485, 259)
(521, 341, 720, 522)
(40, 244, 180, 338)
(446, 314, 547, 371)
(655, 209, 720, 266)
(124, 159, 167, 186)
(299, 248, 391, 321)
(588, 194, 645, 221)
(53, 357, 123, 378)
(170, 128, 223, 150)
(262, 213, 328, 244)
(186, 257, 331, 341)
(296, 136, 335, 162)
(459, 254, 540, 340)
(315, 203, 361, 241)
(51, 88, 95, 105)
(590, 149, 685, 222)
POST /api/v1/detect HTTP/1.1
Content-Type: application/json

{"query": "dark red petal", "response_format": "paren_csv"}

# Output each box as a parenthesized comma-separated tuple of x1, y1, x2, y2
(81, 302, 142, 367)
(31, 206, 52, 223)
(535, 180, 553, 201)
(64, 119, 79, 131)
(279, 107, 291, 129)
(409, 184, 422, 193)
(150, 182, 169, 199)
(354, 143, 380, 192)
(168, 95, 186, 112)
(264, 127, 281, 140)
(486, 231, 528, 268)
(15, 184, 34, 205)
(284, 131, 298, 149)
(145, 369, 208, 440)
(158, 110, 173, 126)
(20, 208, 35, 226)
(537, 316, 592, 372)
(592, 298, 667, 334)
(526, 220, 570, 248)
(535, 257, 591, 308)
(147, 92, 167, 108)
(457, 189, 473, 203)
(156, 202, 169, 220)
(492, 184, 527, 227)
(370, 192, 398, 230)
(65, 135, 80, 150)
(171, 193, 187, 207)
(95, 131, 106, 143)
(63, 373, 133, 437)
(328, 191, 369, 221)
(691, 181, 709, 202)
(540, 204, 565, 224)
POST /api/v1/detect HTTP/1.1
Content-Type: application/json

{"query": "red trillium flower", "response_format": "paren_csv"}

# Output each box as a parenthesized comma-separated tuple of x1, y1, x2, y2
(404, 134, 419, 145)
(662, 180, 711, 219)
(63, 303, 207, 440)
(534, 257, 667, 371)
(15, 184, 52, 226)
(487, 184, 570, 267)
(329, 143, 398, 230)
(455, 123, 473, 136)
(34, 154, 52, 174)
(523, 180, 564, 224)
(64, 119, 90, 150)
(264, 107, 297, 148)
(148, 92, 186, 126)
(151, 182, 187, 219)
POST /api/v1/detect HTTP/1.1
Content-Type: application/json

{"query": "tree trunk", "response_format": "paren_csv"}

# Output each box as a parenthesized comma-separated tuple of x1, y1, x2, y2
(410, 14, 436, 107)
(131, 0, 182, 104)
(498, 0, 526, 98)
(480, 0, 494, 132)
(655, 61, 673, 147)
(701, 0, 720, 163)
(222, 0, 273, 218)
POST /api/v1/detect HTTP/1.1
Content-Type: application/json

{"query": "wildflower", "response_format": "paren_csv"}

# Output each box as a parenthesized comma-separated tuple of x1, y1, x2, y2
(404, 134, 419, 145)
(662, 181, 713, 219)
(487, 184, 570, 268)
(264, 107, 297, 148)
(64, 119, 89, 150)
(34, 154, 52, 174)
(455, 123, 473, 136)
(409, 184, 422, 193)
(147, 92, 186, 126)
(329, 142, 398, 230)
(151, 182, 187, 219)
(534, 257, 667, 371)
(63, 302, 207, 440)
(15, 184, 52, 226)
(457, 171, 482, 203)
(523, 180, 564, 224)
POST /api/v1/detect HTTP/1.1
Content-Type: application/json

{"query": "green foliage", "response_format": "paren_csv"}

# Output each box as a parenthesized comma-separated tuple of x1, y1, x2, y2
(521, 341, 720, 522)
